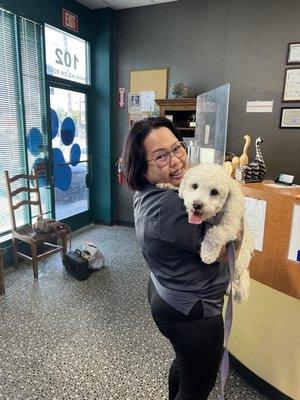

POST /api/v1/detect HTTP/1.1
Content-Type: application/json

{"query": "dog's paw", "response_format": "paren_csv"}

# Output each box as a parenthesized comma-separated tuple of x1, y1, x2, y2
(231, 276, 250, 303)
(232, 284, 248, 303)
(156, 183, 176, 190)
(200, 243, 220, 264)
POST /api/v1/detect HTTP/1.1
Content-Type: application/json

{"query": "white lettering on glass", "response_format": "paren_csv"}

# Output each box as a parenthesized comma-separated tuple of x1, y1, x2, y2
(45, 24, 90, 84)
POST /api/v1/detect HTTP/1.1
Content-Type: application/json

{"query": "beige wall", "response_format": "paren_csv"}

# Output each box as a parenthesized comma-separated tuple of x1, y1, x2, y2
(227, 279, 300, 399)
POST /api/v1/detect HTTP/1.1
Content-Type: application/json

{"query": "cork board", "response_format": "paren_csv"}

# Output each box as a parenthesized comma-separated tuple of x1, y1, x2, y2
(129, 68, 168, 99)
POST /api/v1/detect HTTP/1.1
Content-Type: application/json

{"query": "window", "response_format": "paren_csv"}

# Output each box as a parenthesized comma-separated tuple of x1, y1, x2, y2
(50, 87, 89, 219)
(44, 24, 90, 85)
(0, 8, 49, 237)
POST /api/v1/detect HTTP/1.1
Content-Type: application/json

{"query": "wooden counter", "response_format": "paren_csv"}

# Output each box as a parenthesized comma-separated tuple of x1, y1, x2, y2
(242, 180, 300, 299)
(228, 181, 300, 399)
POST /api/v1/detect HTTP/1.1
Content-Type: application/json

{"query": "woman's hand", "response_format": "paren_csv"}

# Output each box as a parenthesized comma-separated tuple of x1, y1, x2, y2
(216, 224, 244, 263)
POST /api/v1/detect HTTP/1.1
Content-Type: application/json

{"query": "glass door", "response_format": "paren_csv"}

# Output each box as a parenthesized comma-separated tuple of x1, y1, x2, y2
(49, 86, 89, 220)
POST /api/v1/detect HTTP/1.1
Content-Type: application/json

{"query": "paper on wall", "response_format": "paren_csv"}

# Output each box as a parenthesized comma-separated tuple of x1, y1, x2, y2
(288, 204, 300, 262)
(244, 197, 267, 251)
(128, 92, 141, 113)
(246, 101, 273, 113)
(140, 91, 155, 112)
(128, 91, 156, 113)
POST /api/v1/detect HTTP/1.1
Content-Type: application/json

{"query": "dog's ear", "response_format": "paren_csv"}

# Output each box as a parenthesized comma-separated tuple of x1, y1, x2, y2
(178, 177, 187, 199)
(224, 178, 245, 218)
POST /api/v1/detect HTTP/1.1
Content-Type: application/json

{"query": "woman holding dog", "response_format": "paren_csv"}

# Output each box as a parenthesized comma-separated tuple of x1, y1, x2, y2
(121, 117, 237, 400)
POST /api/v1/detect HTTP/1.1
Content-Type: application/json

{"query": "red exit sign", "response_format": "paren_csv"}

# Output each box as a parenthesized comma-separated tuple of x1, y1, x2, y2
(62, 9, 79, 33)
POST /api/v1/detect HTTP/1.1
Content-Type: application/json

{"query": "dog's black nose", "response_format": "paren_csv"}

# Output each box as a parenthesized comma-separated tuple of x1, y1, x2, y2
(193, 202, 203, 210)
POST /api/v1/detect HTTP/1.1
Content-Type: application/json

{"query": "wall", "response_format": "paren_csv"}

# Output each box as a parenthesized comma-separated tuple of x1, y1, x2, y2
(0, 0, 92, 40)
(115, 0, 300, 224)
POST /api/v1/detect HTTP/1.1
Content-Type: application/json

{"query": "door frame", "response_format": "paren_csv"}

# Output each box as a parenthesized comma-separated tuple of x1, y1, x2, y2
(45, 80, 93, 231)
(42, 23, 93, 231)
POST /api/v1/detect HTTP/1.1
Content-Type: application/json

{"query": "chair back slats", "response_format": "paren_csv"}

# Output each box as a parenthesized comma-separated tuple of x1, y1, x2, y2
(11, 187, 38, 197)
(34, 169, 43, 217)
(4, 170, 43, 230)
(13, 200, 40, 211)
(5, 170, 17, 229)
(8, 173, 36, 183)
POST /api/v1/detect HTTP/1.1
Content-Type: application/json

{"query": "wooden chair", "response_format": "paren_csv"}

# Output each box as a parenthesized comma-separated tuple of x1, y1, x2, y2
(4, 170, 68, 279)
(0, 248, 5, 295)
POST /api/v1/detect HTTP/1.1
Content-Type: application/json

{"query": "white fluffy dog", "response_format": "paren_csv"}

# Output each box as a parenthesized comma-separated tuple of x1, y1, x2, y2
(178, 163, 254, 303)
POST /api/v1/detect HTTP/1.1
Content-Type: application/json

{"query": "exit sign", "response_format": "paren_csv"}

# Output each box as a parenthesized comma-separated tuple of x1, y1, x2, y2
(62, 9, 79, 33)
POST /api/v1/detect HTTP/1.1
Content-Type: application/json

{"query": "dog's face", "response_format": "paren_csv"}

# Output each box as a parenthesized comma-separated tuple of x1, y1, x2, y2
(179, 164, 233, 224)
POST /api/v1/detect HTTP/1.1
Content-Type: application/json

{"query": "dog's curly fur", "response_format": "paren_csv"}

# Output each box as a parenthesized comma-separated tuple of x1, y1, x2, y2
(160, 163, 254, 302)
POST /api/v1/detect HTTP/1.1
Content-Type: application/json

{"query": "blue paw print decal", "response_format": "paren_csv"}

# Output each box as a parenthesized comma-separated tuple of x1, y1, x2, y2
(51, 109, 81, 192)
(27, 109, 81, 192)
(27, 127, 47, 187)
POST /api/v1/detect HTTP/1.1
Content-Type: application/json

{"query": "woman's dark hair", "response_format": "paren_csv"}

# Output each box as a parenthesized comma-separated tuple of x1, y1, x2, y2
(121, 117, 183, 191)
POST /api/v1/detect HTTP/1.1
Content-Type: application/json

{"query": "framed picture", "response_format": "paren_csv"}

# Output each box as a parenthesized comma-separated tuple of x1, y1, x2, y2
(282, 68, 300, 102)
(287, 42, 300, 64)
(280, 107, 300, 128)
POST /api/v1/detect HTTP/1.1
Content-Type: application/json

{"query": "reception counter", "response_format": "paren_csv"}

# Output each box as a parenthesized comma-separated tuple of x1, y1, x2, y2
(227, 181, 300, 400)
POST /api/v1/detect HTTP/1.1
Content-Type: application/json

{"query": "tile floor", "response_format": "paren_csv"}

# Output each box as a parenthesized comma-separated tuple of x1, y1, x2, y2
(0, 225, 268, 399)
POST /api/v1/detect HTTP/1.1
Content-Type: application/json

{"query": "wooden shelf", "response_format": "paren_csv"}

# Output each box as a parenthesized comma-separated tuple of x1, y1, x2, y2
(155, 99, 197, 138)
(156, 99, 197, 108)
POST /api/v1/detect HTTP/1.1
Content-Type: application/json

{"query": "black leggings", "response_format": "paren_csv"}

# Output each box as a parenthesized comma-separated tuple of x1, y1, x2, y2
(148, 279, 224, 400)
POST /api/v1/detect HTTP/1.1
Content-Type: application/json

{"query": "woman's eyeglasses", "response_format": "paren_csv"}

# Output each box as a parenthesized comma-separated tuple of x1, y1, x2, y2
(147, 142, 187, 167)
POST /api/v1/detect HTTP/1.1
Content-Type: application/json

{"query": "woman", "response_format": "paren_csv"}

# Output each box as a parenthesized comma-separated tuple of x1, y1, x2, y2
(121, 117, 232, 400)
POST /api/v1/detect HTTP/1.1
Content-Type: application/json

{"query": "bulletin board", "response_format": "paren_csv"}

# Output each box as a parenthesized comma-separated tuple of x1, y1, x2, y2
(129, 68, 168, 99)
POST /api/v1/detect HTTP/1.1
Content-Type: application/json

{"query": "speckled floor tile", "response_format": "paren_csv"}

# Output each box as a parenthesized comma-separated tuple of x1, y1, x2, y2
(0, 225, 268, 399)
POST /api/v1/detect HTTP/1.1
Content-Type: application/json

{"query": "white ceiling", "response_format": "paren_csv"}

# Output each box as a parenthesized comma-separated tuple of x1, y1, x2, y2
(76, 0, 179, 10)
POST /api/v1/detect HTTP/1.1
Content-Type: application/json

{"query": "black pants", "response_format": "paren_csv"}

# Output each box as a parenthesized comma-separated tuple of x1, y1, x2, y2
(148, 279, 224, 400)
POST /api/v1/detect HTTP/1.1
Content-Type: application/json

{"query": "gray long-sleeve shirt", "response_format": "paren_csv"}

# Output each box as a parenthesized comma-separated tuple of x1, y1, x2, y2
(133, 183, 230, 318)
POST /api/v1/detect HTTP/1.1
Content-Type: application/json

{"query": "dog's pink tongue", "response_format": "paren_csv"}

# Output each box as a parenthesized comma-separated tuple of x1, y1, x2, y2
(188, 213, 203, 224)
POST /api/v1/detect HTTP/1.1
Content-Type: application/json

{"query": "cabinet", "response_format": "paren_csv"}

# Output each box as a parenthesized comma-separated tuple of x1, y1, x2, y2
(155, 99, 196, 138)
(242, 180, 300, 299)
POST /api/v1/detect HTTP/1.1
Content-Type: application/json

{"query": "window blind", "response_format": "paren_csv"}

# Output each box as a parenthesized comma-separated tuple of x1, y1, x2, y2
(19, 17, 51, 220)
(0, 9, 27, 235)
(0, 9, 49, 236)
